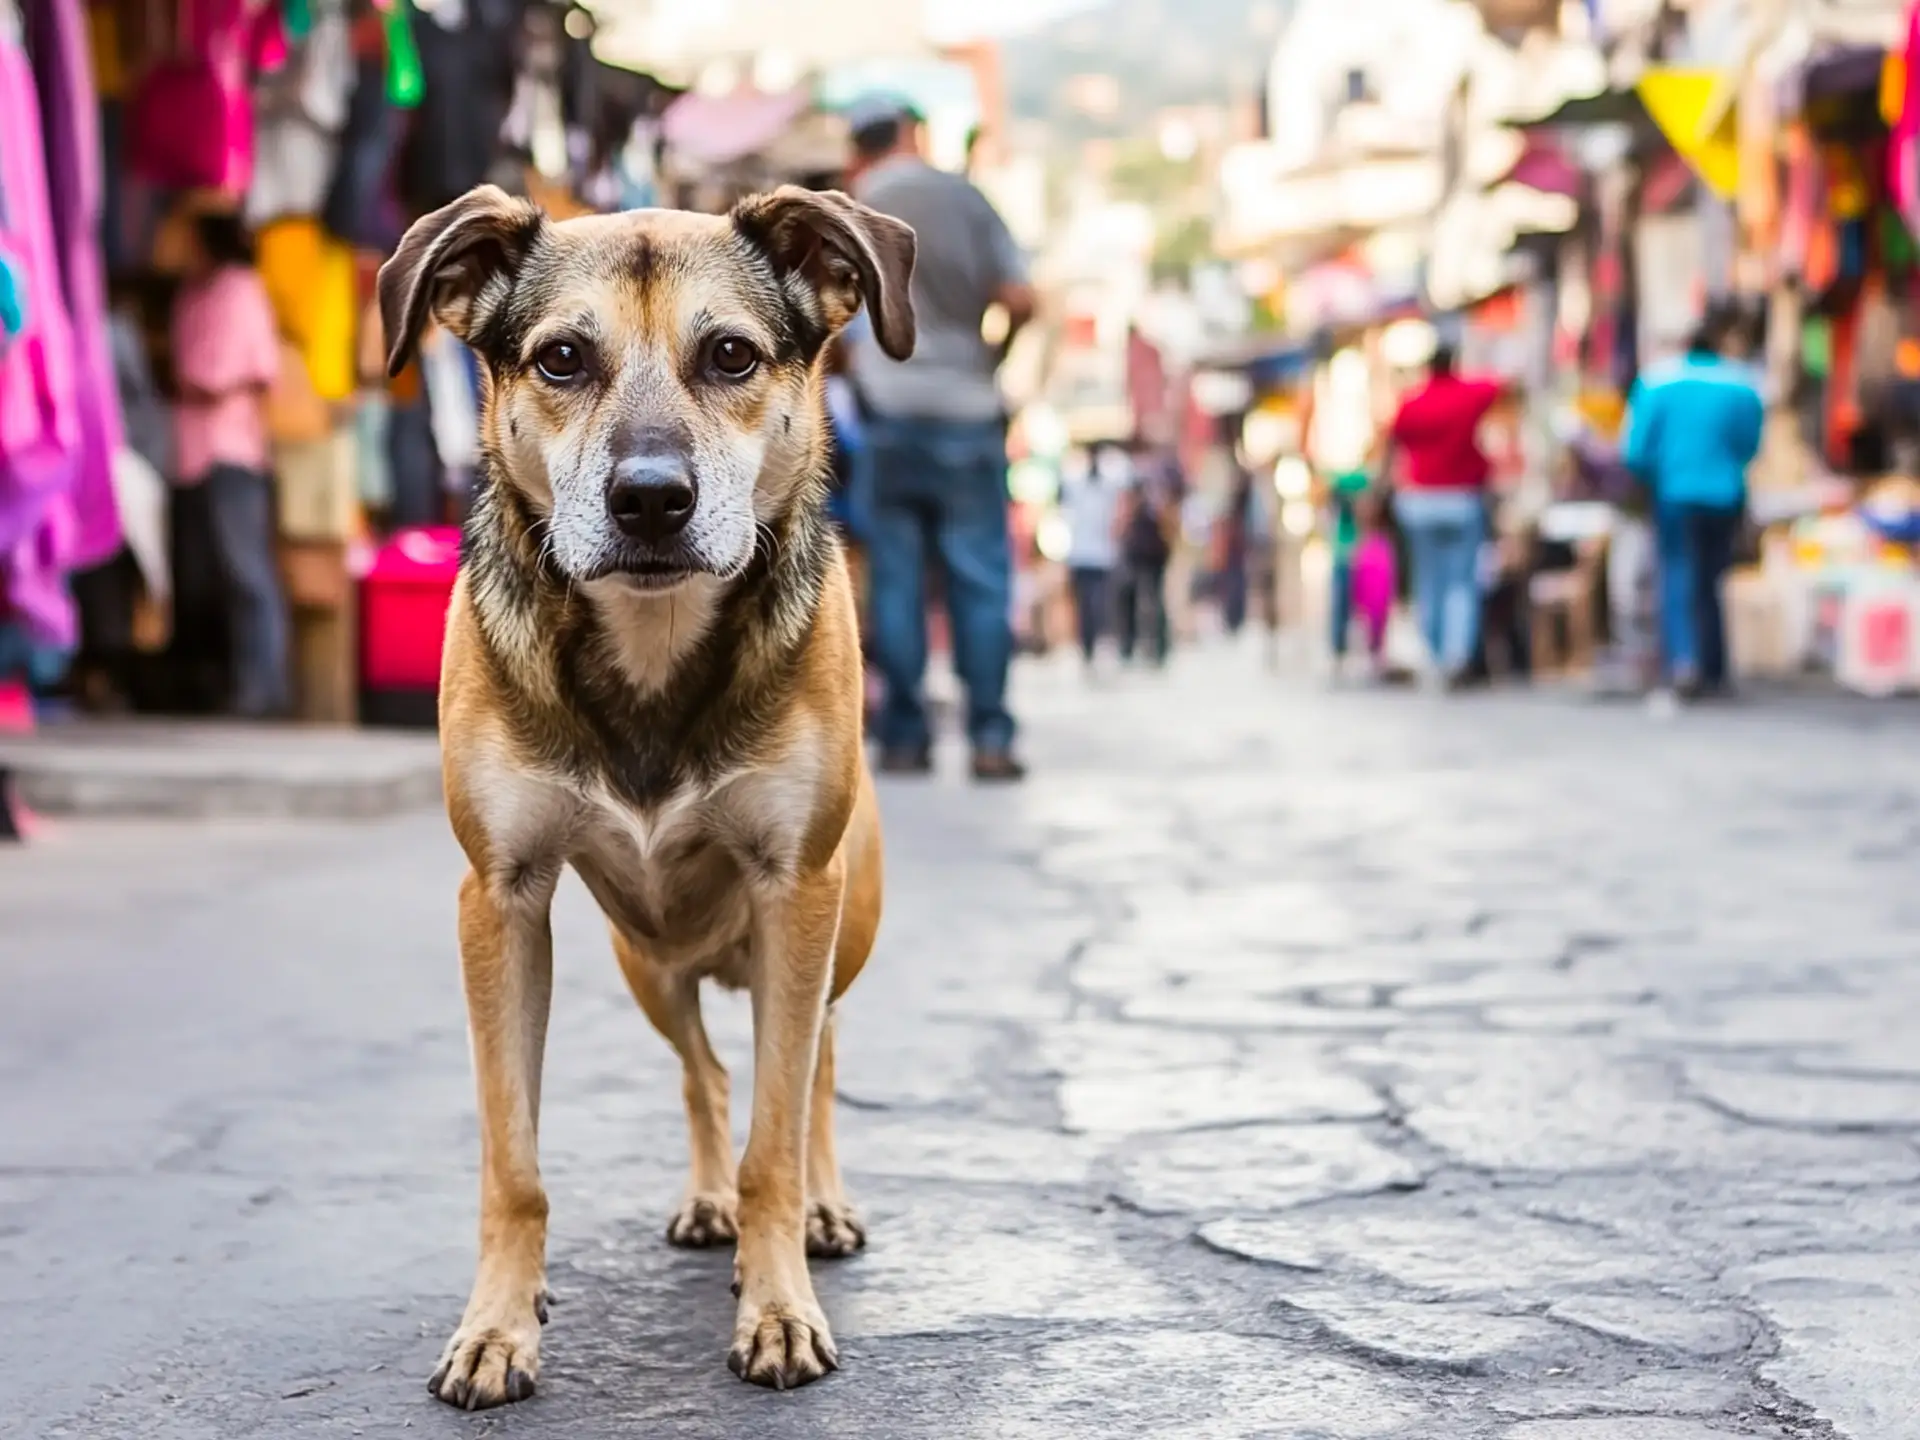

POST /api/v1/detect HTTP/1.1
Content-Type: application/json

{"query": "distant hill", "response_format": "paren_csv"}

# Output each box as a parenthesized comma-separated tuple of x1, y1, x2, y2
(1001, 0, 1290, 141)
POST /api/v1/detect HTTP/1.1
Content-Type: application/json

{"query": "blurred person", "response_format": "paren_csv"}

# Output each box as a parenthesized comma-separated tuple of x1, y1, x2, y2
(1214, 467, 1252, 634)
(822, 339, 873, 593)
(1115, 450, 1174, 665)
(1622, 318, 1763, 700)
(1247, 460, 1280, 642)
(1383, 343, 1504, 688)
(1323, 464, 1371, 670)
(1471, 521, 1534, 682)
(1059, 445, 1128, 673)
(843, 92, 904, 194)
(171, 211, 292, 718)
(847, 92, 1037, 782)
(1348, 488, 1398, 677)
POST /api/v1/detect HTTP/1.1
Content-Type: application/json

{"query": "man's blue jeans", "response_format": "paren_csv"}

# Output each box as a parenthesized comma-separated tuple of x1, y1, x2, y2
(1654, 502, 1740, 685)
(1394, 489, 1485, 674)
(866, 415, 1015, 754)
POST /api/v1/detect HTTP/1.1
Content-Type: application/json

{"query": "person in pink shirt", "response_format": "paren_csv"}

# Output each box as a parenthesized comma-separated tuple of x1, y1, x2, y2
(172, 213, 291, 717)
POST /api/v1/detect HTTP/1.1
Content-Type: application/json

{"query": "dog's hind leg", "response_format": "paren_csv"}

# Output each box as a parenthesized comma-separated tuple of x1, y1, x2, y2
(613, 932, 739, 1248)
(804, 1012, 865, 1257)
(429, 868, 555, 1411)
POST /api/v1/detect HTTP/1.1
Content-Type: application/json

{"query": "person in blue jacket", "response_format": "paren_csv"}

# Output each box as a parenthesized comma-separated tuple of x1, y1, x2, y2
(1621, 319, 1764, 698)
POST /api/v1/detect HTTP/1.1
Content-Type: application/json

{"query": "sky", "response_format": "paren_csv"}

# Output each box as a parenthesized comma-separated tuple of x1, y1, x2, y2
(630, 0, 1103, 46)
(925, 0, 1094, 41)
(597, 0, 1102, 74)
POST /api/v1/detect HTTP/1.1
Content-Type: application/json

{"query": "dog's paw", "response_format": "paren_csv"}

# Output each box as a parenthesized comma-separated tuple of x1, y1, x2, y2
(727, 1296, 838, 1390)
(666, 1191, 738, 1249)
(806, 1198, 867, 1259)
(428, 1322, 540, 1411)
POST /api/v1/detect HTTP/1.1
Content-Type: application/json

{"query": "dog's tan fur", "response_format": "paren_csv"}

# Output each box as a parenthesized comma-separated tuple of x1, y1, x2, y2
(378, 184, 914, 1407)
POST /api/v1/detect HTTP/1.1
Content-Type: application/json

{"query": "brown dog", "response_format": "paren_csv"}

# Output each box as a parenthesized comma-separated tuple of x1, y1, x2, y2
(376, 184, 915, 1407)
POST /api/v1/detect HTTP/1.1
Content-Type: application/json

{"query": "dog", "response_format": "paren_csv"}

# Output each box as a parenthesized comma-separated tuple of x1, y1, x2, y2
(376, 182, 915, 1407)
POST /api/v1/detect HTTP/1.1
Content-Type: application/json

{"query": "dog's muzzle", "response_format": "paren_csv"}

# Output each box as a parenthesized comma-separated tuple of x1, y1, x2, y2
(595, 448, 704, 587)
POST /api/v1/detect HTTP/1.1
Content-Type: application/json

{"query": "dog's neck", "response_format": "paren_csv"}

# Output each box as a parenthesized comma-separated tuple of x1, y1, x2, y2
(580, 579, 724, 696)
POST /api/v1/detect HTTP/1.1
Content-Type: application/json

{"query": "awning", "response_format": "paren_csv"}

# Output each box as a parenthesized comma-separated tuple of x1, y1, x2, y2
(1191, 335, 1318, 378)
(1636, 68, 1739, 199)
(1216, 143, 1443, 254)
(1498, 135, 1582, 196)
(1517, 87, 1650, 130)
(662, 86, 811, 168)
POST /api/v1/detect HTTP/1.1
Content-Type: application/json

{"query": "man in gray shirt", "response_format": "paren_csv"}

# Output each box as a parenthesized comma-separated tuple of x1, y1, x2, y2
(846, 96, 1036, 782)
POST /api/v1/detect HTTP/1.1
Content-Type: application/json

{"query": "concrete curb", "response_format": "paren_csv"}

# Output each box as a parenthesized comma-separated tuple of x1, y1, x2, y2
(0, 724, 444, 820)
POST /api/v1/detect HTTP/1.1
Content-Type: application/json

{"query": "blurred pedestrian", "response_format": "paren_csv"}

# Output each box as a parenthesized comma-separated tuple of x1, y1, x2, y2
(1060, 445, 1128, 673)
(1348, 489, 1398, 677)
(1383, 344, 1504, 688)
(847, 93, 1036, 782)
(1622, 318, 1763, 700)
(1323, 464, 1371, 668)
(171, 211, 292, 718)
(1115, 451, 1174, 665)
(1216, 466, 1256, 635)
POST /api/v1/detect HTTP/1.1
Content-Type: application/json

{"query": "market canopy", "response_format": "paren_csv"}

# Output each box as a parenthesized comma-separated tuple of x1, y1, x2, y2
(1636, 67, 1739, 200)
(661, 86, 811, 168)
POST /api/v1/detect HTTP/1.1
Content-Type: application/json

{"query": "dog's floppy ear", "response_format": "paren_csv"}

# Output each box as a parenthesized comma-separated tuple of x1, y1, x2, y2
(731, 186, 917, 361)
(378, 185, 544, 378)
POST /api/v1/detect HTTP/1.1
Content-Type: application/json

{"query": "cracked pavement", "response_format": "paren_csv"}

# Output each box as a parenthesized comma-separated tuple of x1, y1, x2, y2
(5, 650, 1919, 1438)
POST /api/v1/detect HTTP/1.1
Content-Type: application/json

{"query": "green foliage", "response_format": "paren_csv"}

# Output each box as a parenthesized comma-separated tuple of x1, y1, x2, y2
(1109, 139, 1201, 207)
(1151, 213, 1215, 283)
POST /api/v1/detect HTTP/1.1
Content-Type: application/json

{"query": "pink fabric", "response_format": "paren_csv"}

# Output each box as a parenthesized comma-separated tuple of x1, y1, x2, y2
(1390, 374, 1501, 490)
(0, 34, 82, 646)
(171, 265, 279, 483)
(126, 0, 257, 192)
(1350, 532, 1396, 650)
(1891, 4, 1920, 236)
(1503, 138, 1581, 198)
(28, 0, 124, 569)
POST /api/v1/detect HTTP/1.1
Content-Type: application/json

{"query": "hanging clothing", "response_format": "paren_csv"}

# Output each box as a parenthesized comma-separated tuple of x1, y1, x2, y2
(246, 3, 352, 228)
(420, 325, 479, 474)
(0, 246, 24, 340)
(320, 25, 405, 251)
(124, 0, 259, 193)
(108, 309, 168, 476)
(401, 0, 516, 214)
(25, 0, 124, 570)
(109, 443, 168, 602)
(256, 216, 357, 401)
(1, 18, 82, 647)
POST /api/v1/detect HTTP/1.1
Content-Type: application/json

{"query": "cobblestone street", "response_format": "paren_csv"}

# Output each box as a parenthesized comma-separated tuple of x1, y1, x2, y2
(5, 651, 1919, 1438)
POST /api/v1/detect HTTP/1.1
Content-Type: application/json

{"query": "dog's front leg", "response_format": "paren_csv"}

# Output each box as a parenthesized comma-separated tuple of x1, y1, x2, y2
(430, 867, 555, 1410)
(729, 859, 844, 1389)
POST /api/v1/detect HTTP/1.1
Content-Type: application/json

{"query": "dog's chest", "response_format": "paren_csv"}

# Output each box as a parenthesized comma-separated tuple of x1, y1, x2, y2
(560, 757, 818, 969)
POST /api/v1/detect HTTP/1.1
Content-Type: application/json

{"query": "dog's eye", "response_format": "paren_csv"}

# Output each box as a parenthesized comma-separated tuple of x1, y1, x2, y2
(707, 337, 760, 381)
(534, 342, 586, 383)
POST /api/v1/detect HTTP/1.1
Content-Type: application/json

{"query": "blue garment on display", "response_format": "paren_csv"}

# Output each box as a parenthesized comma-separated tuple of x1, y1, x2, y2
(0, 618, 73, 688)
(0, 247, 24, 342)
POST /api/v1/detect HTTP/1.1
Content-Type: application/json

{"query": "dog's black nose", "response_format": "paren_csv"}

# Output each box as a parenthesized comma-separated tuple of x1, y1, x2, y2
(607, 453, 697, 544)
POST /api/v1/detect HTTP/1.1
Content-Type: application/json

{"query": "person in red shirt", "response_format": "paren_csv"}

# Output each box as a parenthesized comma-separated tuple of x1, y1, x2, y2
(1384, 345, 1503, 686)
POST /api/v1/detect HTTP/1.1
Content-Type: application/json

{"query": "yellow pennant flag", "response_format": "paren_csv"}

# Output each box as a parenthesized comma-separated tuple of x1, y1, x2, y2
(1638, 68, 1741, 200)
